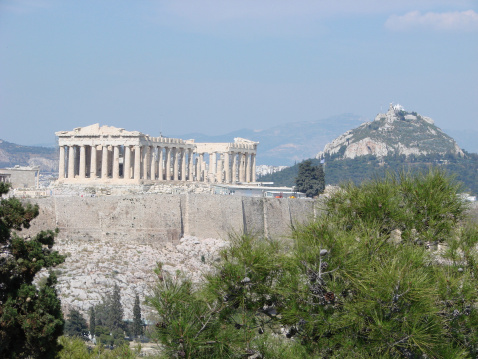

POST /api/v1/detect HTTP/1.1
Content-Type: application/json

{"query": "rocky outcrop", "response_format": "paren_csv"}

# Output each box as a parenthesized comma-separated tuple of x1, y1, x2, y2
(316, 104, 464, 160)
(36, 235, 228, 320)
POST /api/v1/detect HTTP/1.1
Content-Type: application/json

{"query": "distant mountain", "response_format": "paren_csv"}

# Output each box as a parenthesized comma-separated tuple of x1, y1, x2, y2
(176, 114, 365, 166)
(316, 104, 463, 161)
(0, 140, 57, 172)
(261, 105, 478, 195)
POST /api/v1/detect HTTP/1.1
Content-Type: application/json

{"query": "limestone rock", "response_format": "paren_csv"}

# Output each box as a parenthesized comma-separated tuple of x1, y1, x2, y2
(388, 229, 402, 245)
(35, 235, 228, 321)
(316, 104, 463, 160)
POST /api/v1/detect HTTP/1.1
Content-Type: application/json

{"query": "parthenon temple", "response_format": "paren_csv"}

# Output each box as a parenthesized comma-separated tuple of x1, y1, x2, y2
(56, 124, 258, 184)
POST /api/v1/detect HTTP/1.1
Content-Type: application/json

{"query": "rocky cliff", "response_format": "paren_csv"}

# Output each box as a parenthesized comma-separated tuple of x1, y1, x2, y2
(316, 104, 464, 160)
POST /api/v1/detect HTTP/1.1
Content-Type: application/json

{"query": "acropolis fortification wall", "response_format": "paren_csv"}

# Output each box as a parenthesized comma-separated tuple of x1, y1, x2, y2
(24, 194, 318, 243)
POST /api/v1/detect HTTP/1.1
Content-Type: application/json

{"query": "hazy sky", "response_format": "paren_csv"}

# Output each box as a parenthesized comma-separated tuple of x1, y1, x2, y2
(1, 0, 477, 145)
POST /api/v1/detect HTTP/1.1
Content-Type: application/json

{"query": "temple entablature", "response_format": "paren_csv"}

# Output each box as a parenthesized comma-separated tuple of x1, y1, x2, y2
(56, 124, 258, 185)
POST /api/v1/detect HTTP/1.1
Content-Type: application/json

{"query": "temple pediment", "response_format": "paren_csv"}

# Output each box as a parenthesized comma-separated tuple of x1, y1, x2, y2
(55, 124, 143, 137)
(234, 137, 258, 144)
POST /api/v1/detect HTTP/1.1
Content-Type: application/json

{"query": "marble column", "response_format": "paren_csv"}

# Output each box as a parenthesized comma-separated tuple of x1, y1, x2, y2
(188, 149, 194, 181)
(216, 153, 223, 183)
(231, 152, 237, 183)
(142, 146, 150, 180)
(180, 148, 186, 181)
(195, 158, 199, 181)
(67, 146, 74, 178)
(210, 152, 217, 183)
(245, 153, 251, 183)
(239, 153, 245, 182)
(251, 153, 256, 182)
(113, 145, 120, 179)
(101, 146, 108, 179)
(90, 145, 97, 178)
(224, 152, 230, 183)
(124, 146, 131, 179)
(165, 147, 171, 181)
(59, 145, 65, 179)
(158, 147, 164, 181)
(151, 147, 157, 180)
(173, 148, 179, 181)
(134, 145, 141, 180)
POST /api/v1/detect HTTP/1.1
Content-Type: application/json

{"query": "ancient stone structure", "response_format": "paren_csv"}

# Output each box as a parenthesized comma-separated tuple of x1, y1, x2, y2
(56, 124, 258, 185)
(0, 166, 40, 189)
(24, 194, 317, 244)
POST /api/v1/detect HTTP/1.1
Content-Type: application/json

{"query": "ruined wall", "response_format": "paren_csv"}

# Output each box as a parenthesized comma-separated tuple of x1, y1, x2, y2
(25, 194, 317, 243)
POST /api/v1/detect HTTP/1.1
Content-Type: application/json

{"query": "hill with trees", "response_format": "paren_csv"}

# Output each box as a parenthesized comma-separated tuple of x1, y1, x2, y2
(261, 105, 478, 196)
(259, 152, 478, 196)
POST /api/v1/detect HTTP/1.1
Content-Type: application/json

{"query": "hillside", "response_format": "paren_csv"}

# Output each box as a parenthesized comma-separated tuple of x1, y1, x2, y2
(317, 104, 463, 160)
(259, 153, 478, 196)
(0, 139, 57, 172)
(261, 105, 478, 195)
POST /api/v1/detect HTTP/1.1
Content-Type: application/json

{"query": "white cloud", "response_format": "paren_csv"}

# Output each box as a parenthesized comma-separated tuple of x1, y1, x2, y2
(385, 10, 478, 32)
(158, 0, 475, 22)
(147, 1, 477, 37)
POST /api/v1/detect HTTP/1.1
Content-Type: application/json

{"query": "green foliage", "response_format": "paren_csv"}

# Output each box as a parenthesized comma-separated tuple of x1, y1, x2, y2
(89, 306, 95, 335)
(58, 336, 142, 359)
(326, 168, 466, 241)
(132, 293, 143, 338)
(260, 151, 478, 196)
(65, 309, 89, 340)
(295, 160, 325, 197)
(93, 284, 126, 346)
(0, 183, 65, 358)
(94, 325, 126, 347)
(94, 284, 124, 331)
(148, 169, 478, 358)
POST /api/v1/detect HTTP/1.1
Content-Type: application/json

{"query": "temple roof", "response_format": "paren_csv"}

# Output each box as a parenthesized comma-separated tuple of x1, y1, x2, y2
(55, 124, 144, 137)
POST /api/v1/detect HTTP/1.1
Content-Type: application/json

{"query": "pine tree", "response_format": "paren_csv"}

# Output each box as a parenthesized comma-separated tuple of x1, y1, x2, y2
(316, 163, 325, 194)
(92, 284, 126, 346)
(0, 183, 65, 358)
(148, 169, 478, 358)
(132, 293, 143, 338)
(295, 159, 325, 197)
(108, 283, 124, 331)
(89, 306, 95, 336)
(64, 308, 89, 340)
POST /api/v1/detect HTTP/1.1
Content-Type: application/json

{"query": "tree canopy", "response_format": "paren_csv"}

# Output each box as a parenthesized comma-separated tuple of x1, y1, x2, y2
(132, 293, 143, 338)
(0, 183, 65, 358)
(148, 168, 478, 358)
(94, 283, 126, 346)
(295, 159, 325, 197)
(64, 309, 89, 340)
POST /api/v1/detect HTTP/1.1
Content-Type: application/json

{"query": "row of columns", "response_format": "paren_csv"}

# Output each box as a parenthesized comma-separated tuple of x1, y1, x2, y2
(59, 145, 195, 181)
(59, 145, 256, 183)
(195, 151, 256, 184)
